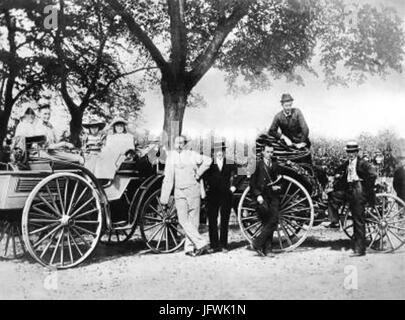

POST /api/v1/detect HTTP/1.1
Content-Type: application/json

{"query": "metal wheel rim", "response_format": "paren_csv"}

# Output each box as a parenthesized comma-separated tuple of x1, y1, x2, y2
(238, 175, 315, 252)
(140, 189, 185, 253)
(22, 173, 103, 269)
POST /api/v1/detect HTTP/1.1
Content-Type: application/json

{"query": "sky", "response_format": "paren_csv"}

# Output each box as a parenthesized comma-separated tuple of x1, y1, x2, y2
(136, 0, 405, 141)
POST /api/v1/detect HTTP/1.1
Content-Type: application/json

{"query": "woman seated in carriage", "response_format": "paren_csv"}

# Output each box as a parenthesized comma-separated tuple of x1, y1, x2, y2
(93, 117, 138, 180)
(81, 114, 106, 172)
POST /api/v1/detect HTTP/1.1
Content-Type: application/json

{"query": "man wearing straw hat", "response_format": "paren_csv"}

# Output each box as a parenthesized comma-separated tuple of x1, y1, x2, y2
(327, 141, 377, 256)
(160, 135, 212, 256)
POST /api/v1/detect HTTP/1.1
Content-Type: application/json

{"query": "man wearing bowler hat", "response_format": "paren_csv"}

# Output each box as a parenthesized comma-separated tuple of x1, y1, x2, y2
(327, 141, 377, 256)
(203, 140, 237, 252)
(269, 93, 310, 150)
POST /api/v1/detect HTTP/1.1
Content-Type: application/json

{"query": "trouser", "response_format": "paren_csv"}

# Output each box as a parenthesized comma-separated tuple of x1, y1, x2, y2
(175, 185, 208, 253)
(252, 195, 280, 250)
(328, 182, 367, 252)
(207, 193, 232, 249)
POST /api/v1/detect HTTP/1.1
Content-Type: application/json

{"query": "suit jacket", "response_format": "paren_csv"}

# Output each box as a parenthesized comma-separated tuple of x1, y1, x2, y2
(393, 166, 405, 202)
(160, 149, 212, 204)
(268, 108, 310, 146)
(249, 159, 281, 198)
(204, 158, 236, 199)
(335, 157, 377, 202)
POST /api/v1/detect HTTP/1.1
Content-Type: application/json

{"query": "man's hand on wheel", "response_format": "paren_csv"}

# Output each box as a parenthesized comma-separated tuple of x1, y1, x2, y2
(295, 142, 307, 149)
(281, 135, 293, 147)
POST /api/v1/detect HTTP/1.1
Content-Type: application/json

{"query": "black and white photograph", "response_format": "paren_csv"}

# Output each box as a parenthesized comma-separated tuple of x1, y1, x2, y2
(0, 0, 404, 303)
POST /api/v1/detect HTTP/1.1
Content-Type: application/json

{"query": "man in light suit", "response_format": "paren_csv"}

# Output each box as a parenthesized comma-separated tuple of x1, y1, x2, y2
(160, 135, 212, 256)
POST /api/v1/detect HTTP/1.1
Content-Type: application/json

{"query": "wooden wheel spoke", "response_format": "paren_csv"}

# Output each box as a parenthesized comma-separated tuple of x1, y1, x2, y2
(39, 230, 58, 259)
(276, 228, 283, 249)
(155, 226, 165, 249)
(70, 197, 95, 219)
(280, 197, 307, 214)
(74, 220, 99, 225)
(33, 225, 62, 249)
(168, 223, 184, 236)
(281, 188, 301, 209)
(251, 225, 262, 238)
(147, 224, 165, 243)
(69, 186, 89, 215)
(241, 215, 259, 222)
(50, 229, 64, 266)
(71, 207, 99, 221)
(279, 222, 293, 246)
(38, 194, 62, 217)
(388, 225, 405, 231)
(148, 204, 163, 219)
(73, 224, 98, 237)
(385, 230, 396, 250)
(63, 178, 69, 213)
(280, 182, 292, 204)
(0, 222, 10, 243)
(70, 227, 92, 248)
(144, 215, 163, 222)
(281, 214, 312, 222)
(45, 185, 62, 216)
(55, 178, 65, 215)
(32, 205, 59, 219)
(387, 228, 404, 243)
(143, 222, 162, 232)
(367, 227, 381, 249)
(29, 222, 59, 236)
(168, 225, 179, 246)
(68, 229, 83, 256)
(244, 221, 262, 232)
(387, 207, 405, 222)
(29, 218, 59, 223)
(67, 230, 74, 265)
(165, 227, 169, 251)
(66, 181, 79, 216)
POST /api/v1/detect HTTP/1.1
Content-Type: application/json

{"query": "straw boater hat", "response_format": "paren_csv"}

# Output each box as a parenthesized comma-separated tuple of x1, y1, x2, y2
(110, 116, 128, 128)
(281, 93, 294, 103)
(82, 114, 106, 130)
(345, 141, 361, 153)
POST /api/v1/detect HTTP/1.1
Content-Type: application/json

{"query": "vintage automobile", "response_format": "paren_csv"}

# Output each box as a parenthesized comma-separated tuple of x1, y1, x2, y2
(237, 134, 405, 253)
(0, 135, 184, 269)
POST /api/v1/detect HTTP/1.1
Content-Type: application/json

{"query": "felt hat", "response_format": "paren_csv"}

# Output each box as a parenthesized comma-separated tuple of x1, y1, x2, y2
(212, 141, 227, 151)
(281, 93, 294, 103)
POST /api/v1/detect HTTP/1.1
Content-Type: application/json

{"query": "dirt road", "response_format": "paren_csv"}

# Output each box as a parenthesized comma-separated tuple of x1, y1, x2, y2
(1, 222, 404, 300)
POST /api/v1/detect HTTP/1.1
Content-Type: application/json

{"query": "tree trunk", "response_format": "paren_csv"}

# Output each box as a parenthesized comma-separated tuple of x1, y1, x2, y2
(161, 78, 188, 149)
(0, 111, 9, 153)
(69, 109, 84, 148)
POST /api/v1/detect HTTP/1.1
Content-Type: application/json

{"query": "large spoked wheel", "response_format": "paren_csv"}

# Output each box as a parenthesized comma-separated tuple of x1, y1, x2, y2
(0, 219, 26, 260)
(343, 193, 405, 252)
(140, 189, 185, 253)
(238, 175, 315, 252)
(22, 173, 103, 269)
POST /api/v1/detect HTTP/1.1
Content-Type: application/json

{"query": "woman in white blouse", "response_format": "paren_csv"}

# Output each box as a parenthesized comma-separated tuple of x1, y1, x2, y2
(94, 117, 137, 180)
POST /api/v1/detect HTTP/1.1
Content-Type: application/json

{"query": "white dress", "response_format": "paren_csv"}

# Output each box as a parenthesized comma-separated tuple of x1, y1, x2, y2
(94, 133, 136, 179)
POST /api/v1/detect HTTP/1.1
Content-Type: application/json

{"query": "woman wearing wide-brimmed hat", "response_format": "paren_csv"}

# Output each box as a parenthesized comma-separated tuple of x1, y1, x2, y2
(81, 114, 106, 153)
(94, 116, 137, 180)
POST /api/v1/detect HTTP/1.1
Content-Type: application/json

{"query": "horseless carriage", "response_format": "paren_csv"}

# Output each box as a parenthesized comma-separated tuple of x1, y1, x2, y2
(0, 135, 185, 269)
(237, 134, 405, 253)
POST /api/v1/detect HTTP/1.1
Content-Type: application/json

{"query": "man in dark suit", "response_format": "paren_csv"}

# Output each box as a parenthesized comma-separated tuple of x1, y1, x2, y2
(204, 141, 237, 252)
(328, 142, 377, 256)
(393, 149, 405, 202)
(269, 93, 310, 149)
(249, 142, 282, 256)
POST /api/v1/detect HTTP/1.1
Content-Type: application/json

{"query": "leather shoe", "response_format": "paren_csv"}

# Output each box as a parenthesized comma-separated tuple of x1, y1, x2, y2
(194, 244, 210, 256)
(350, 250, 366, 257)
(247, 244, 266, 257)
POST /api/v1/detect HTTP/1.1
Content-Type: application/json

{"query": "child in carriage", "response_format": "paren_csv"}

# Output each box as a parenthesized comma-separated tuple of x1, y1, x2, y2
(81, 114, 106, 172)
(93, 117, 138, 180)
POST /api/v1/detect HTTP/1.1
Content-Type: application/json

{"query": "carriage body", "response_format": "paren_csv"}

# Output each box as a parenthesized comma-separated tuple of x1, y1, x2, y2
(0, 140, 182, 268)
